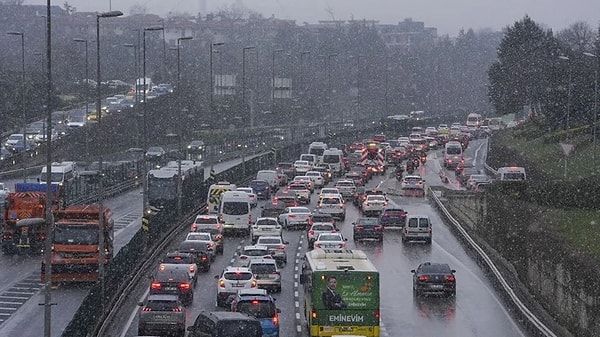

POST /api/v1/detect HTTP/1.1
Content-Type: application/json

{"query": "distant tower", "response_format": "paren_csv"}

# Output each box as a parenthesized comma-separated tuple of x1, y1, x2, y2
(199, 0, 207, 14)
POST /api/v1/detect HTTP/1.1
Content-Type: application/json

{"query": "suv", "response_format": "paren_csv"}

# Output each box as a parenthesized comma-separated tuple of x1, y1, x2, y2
(194, 226, 224, 255)
(251, 217, 283, 243)
(255, 236, 288, 267)
(215, 267, 258, 307)
(335, 179, 356, 199)
(149, 268, 194, 306)
(231, 289, 281, 337)
(176, 240, 212, 272)
(402, 215, 432, 244)
(248, 258, 282, 293)
(137, 294, 186, 337)
(316, 194, 346, 220)
(160, 252, 198, 286)
(187, 311, 262, 337)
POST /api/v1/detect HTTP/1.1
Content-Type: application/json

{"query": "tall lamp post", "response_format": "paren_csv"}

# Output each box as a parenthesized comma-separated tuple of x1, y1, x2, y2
(272, 49, 284, 113)
(74, 38, 89, 162)
(584, 52, 598, 166)
(124, 42, 139, 100)
(242, 46, 256, 124)
(210, 42, 225, 110)
(559, 55, 572, 132)
(96, 9, 123, 311)
(327, 53, 338, 121)
(142, 26, 164, 215)
(175, 36, 193, 217)
(7, 31, 26, 180)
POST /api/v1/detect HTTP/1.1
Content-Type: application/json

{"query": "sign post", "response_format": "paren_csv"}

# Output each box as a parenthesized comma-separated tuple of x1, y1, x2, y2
(559, 143, 575, 178)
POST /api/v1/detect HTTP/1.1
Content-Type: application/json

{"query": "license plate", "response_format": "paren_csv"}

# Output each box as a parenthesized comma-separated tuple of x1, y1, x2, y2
(164, 287, 177, 291)
(430, 284, 443, 289)
(261, 228, 271, 231)
(232, 284, 245, 287)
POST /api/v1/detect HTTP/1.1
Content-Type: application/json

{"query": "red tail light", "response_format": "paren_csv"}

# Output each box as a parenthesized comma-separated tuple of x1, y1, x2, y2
(179, 282, 191, 290)
(219, 280, 225, 287)
(142, 307, 152, 311)
(418, 275, 429, 282)
(339, 243, 345, 248)
(191, 224, 198, 231)
(201, 255, 208, 261)
(251, 280, 257, 287)
(374, 309, 380, 319)
(315, 243, 321, 248)
(308, 230, 314, 236)
(150, 281, 161, 290)
(272, 315, 279, 325)
(311, 310, 318, 319)
(277, 245, 286, 250)
(374, 226, 383, 231)
(172, 307, 182, 312)
(355, 226, 364, 230)
(445, 275, 455, 282)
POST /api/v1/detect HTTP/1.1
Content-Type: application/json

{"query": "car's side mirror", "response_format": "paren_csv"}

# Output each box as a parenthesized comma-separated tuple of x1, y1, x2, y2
(410, 270, 416, 273)
(137, 301, 144, 306)
(277, 308, 282, 313)
(452, 269, 456, 273)
(283, 241, 290, 245)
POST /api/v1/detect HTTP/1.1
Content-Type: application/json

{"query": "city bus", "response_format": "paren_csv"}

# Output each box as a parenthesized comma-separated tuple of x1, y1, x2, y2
(300, 249, 380, 337)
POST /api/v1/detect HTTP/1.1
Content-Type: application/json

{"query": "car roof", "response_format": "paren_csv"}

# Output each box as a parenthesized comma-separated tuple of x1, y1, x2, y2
(237, 288, 268, 297)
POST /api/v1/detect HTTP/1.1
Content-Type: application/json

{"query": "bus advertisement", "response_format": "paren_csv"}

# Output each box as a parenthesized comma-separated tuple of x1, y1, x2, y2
(300, 249, 380, 337)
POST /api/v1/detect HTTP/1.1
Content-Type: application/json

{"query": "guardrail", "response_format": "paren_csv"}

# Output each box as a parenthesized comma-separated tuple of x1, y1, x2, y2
(428, 187, 558, 337)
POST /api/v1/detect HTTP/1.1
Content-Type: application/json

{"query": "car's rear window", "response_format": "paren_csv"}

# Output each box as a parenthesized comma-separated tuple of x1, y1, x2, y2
(321, 197, 341, 204)
(195, 217, 218, 224)
(163, 255, 193, 264)
(256, 219, 278, 226)
(357, 218, 378, 226)
(312, 224, 334, 231)
(257, 238, 282, 245)
(407, 217, 430, 228)
(217, 320, 262, 336)
(420, 264, 452, 274)
(291, 208, 310, 213)
(224, 272, 253, 281)
(250, 263, 277, 274)
(318, 234, 341, 241)
(244, 249, 269, 256)
(146, 299, 179, 311)
(236, 301, 276, 318)
(383, 211, 405, 217)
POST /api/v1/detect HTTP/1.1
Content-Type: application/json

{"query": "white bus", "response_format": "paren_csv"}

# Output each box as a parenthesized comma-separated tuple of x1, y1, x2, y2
(308, 142, 328, 163)
(466, 113, 483, 128)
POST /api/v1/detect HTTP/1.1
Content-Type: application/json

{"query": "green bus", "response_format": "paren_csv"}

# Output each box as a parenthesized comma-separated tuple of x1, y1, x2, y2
(300, 249, 380, 337)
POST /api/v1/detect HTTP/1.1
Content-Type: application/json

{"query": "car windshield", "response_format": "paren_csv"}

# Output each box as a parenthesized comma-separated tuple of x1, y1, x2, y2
(256, 219, 278, 226)
(195, 217, 218, 224)
(408, 218, 430, 228)
(312, 224, 334, 231)
(367, 196, 385, 201)
(251, 181, 269, 188)
(53, 225, 98, 244)
(321, 197, 341, 204)
(244, 248, 269, 256)
(236, 300, 276, 318)
(187, 233, 211, 241)
(446, 147, 462, 155)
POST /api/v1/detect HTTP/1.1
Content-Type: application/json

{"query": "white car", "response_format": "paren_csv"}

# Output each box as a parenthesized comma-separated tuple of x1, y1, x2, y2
(251, 217, 282, 242)
(237, 187, 258, 208)
(401, 175, 425, 190)
(313, 232, 347, 249)
(236, 245, 275, 267)
(307, 221, 337, 249)
(293, 176, 314, 192)
(293, 160, 312, 175)
(216, 266, 257, 307)
(190, 214, 220, 232)
(185, 232, 217, 261)
(362, 195, 388, 216)
(287, 182, 311, 204)
(305, 171, 325, 188)
(316, 194, 346, 220)
(335, 179, 356, 199)
(319, 187, 342, 201)
(278, 206, 312, 230)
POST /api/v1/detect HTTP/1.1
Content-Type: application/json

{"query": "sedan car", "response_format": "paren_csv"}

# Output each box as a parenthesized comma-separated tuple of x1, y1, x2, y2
(149, 268, 194, 306)
(352, 217, 384, 242)
(251, 217, 283, 243)
(278, 206, 312, 230)
(237, 245, 275, 267)
(411, 262, 456, 297)
(307, 221, 338, 249)
(361, 195, 387, 216)
(401, 175, 425, 197)
(313, 233, 347, 249)
(379, 208, 407, 228)
(146, 146, 166, 158)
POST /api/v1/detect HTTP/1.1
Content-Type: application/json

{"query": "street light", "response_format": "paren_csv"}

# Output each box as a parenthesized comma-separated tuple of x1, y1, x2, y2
(7, 31, 26, 180)
(584, 52, 598, 166)
(210, 42, 225, 110)
(96, 8, 123, 311)
(327, 53, 338, 121)
(243, 46, 256, 124)
(559, 55, 572, 132)
(272, 49, 285, 113)
(143, 26, 164, 215)
(175, 36, 193, 218)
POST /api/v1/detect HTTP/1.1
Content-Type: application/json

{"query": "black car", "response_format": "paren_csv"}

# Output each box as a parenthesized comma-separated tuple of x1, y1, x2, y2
(379, 208, 407, 228)
(187, 311, 263, 337)
(261, 201, 287, 218)
(149, 268, 194, 306)
(411, 262, 456, 297)
(352, 217, 384, 242)
(176, 241, 212, 272)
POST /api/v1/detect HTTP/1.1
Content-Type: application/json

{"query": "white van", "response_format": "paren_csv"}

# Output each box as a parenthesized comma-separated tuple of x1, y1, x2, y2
(308, 142, 328, 163)
(497, 167, 526, 181)
(219, 191, 251, 235)
(207, 181, 237, 214)
(443, 141, 463, 169)
(322, 148, 344, 176)
(256, 170, 279, 190)
(39, 161, 77, 185)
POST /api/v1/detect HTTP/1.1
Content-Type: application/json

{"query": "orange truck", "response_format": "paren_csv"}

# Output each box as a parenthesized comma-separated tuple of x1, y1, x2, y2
(1, 183, 60, 255)
(41, 204, 114, 283)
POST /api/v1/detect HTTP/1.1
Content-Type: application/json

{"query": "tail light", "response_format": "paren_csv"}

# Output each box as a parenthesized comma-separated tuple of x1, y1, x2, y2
(150, 281, 161, 290)
(311, 310, 318, 319)
(189, 265, 195, 273)
(375, 226, 383, 231)
(445, 275, 455, 282)
(277, 245, 286, 250)
(339, 243, 345, 248)
(339, 203, 344, 209)
(206, 243, 214, 249)
(172, 307, 182, 312)
(179, 282, 191, 290)
(251, 280, 257, 287)
(191, 224, 197, 231)
(142, 307, 152, 311)
(374, 309, 380, 319)
(418, 275, 429, 282)
(201, 255, 208, 261)
(219, 279, 225, 287)
(315, 243, 321, 248)
(365, 202, 370, 206)
(308, 230, 314, 236)
(383, 202, 388, 206)
(355, 226, 364, 230)
(272, 315, 279, 325)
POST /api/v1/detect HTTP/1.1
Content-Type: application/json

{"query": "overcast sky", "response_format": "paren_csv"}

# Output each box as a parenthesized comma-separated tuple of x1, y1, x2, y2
(27, 0, 600, 36)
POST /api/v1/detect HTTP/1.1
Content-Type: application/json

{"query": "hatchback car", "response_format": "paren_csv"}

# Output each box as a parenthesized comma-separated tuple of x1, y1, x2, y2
(361, 195, 387, 216)
(146, 146, 166, 158)
(278, 206, 312, 230)
(185, 232, 217, 260)
(230, 289, 281, 337)
(160, 252, 198, 286)
(411, 262, 456, 297)
(149, 268, 194, 306)
(190, 214, 220, 232)
(307, 222, 338, 249)
(137, 294, 186, 337)
(352, 217, 384, 242)
(237, 245, 275, 267)
(215, 267, 258, 307)
(316, 194, 346, 220)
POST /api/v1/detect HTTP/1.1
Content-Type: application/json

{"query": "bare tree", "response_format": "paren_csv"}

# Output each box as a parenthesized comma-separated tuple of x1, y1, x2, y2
(557, 21, 596, 52)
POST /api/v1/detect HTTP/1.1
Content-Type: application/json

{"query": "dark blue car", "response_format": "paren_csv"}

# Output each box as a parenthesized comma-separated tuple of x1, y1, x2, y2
(379, 208, 407, 228)
(249, 180, 271, 200)
(231, 289, 281, 337)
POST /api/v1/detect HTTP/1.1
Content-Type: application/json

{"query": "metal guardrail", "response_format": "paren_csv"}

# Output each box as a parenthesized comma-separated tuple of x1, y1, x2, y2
(428, 187, 558, 337)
